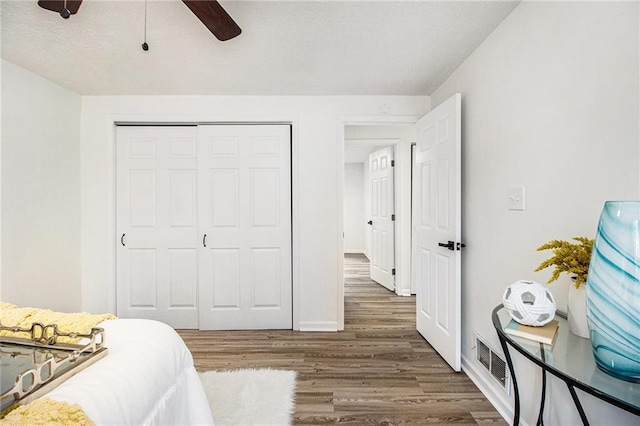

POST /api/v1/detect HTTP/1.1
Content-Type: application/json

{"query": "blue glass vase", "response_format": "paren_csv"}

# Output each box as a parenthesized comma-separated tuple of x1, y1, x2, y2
(586, 201, 640, 382)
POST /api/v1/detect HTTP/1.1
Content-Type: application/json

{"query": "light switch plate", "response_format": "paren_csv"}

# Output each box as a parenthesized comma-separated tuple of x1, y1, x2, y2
(508, 185, 525, 211)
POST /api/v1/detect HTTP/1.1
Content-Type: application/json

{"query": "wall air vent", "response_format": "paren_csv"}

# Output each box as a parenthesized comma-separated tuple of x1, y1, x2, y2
(474, 332, 510, 394)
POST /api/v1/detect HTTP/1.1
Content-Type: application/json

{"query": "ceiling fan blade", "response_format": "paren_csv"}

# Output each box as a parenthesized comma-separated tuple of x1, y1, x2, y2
(38, 0, 83, 15)
(182, 0, 241, 41)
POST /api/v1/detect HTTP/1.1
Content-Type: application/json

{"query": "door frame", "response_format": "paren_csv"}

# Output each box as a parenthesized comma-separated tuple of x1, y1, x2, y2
(104, 113, 300, 329)
(337, 115, 422, 330)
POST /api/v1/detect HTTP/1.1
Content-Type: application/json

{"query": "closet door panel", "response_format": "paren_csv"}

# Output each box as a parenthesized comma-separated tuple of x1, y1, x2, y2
(168, 248, 198, 308)
(198, 125, 292, 330)
(209, 169, 239, 228)
(250, 168, 280, 227)
(117, 126, 199, 328)
(251, 248, 281, 308)
(128, 249, 157, 307)
(210, 248, 241, 309)
(168, 170, 197, 227)
(129, 170, 157, 228)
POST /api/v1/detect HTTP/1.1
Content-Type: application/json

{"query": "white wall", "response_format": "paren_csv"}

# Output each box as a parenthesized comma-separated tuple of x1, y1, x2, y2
(431, 2, 639, 424)
(1, 60, 81, 311)
(344, 163, 365, 253)
(79, 96, 428, 330)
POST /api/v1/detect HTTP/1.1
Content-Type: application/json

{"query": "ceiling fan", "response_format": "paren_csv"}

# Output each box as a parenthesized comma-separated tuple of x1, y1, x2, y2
(37, 0, 242, 41)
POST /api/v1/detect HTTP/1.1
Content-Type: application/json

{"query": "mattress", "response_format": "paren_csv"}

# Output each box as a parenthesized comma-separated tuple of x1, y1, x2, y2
(43, 318, 214, 425)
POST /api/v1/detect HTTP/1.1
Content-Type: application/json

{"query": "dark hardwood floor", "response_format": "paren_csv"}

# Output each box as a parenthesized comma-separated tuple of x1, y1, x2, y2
(179, 253, 506, 424)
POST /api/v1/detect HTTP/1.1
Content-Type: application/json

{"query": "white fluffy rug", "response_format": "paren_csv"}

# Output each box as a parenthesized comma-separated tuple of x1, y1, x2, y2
(199, 368, 297, 426)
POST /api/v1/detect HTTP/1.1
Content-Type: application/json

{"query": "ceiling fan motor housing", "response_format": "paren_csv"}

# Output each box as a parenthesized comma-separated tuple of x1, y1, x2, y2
(38, 0, 83, 17)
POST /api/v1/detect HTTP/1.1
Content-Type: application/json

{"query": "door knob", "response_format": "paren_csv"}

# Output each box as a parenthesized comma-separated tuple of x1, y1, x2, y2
(367, 220, 373, 225)
(438, 240, 455, 250)
(438, 240, 466, 251)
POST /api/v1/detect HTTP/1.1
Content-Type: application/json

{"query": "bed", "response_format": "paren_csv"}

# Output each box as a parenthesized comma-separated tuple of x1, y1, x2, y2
(1, 314, 214, 425)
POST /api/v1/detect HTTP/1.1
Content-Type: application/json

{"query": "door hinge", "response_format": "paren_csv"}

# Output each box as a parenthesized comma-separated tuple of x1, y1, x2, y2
(392, 268, 396, 276)
(391, 160, 395, 167)
(391, 214, 395, 221)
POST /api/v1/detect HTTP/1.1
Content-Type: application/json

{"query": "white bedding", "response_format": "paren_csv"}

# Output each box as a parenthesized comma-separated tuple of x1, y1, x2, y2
(44, 319, 214, 425)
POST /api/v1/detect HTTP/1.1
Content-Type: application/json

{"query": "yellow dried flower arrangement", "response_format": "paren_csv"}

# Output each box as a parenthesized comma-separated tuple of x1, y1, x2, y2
(534, 237, 595, 288)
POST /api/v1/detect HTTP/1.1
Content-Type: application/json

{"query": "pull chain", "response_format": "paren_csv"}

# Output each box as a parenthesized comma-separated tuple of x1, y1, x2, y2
(142, 0, 149, 51)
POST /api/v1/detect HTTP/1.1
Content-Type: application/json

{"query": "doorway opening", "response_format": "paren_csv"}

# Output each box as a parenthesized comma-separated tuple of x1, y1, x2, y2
(339, 93, 462, 368)
(344, 139, 397, 291)
(340, 122, 417, 329)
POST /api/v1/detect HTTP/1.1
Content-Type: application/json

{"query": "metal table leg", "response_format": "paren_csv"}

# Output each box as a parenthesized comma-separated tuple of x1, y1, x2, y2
(537, 345, 547, 426)
(498, 335, 520, 426)
(567, 383, 590, 425)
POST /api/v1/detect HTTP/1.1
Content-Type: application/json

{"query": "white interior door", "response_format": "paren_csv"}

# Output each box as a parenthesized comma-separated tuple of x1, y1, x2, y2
(198, 125, 292, 330)
(414, 93, 462, 371)
(116, 126, 199, 329)
(369, 146, 395, 291)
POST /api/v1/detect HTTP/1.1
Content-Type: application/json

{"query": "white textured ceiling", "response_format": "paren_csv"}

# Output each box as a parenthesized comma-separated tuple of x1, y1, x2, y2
(1, 0, 519, 95)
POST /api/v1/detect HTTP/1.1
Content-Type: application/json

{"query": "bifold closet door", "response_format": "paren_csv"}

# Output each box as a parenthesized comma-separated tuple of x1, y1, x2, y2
(116, 126, 199, 329)
(197, 125, 292, 330)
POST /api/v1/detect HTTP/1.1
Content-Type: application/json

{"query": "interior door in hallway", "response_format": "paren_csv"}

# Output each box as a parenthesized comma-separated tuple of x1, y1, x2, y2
(369, 146, 395, 291)
(414, 93, 462, 371)
(198, 125, 292, 330)
(116, 126, 199, 328)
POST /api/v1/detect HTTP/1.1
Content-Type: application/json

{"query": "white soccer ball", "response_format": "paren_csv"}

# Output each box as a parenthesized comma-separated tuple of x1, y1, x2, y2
(502, 280, 557, 326)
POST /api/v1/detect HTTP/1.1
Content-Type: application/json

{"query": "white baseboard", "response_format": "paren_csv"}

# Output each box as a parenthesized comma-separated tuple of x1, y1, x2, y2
(298, 321, 338, 332)
(398, 289, 412, 297)
(461, 354, 529, 426)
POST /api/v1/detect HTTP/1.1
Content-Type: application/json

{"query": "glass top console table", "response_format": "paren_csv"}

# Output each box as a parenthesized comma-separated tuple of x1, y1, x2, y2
(492, 304, 640, 426)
